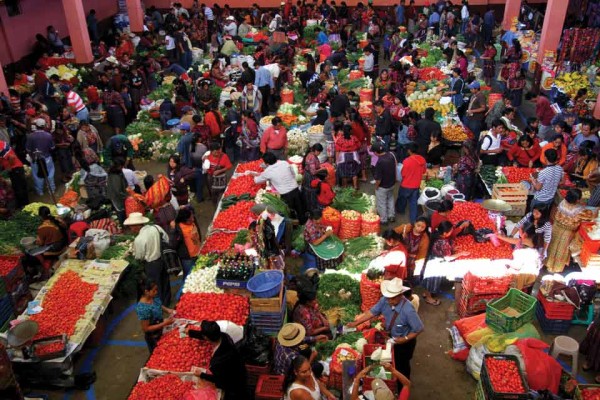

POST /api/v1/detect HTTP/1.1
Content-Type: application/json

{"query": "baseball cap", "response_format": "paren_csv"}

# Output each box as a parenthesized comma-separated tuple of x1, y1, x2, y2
(181, 106, 193, 113)
(33, 118, 46, 128)
(371, 143, 385, 153)
(178, 122, 191, 131)
(468, 81, 480, 90)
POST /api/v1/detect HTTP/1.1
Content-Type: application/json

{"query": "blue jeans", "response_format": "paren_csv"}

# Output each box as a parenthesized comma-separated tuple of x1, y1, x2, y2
(465, 118, 483, 142)
(181, 258, 195, 281)
(31, 156, 55, 195)
(194, 168, 204, 201)
(76, 107, 89, 123)
(396, 186, 420, 224)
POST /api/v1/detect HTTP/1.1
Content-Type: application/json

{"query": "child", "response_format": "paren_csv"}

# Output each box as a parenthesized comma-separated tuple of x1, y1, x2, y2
(382, 32, 391, 61)
(310, 170, 335, 210)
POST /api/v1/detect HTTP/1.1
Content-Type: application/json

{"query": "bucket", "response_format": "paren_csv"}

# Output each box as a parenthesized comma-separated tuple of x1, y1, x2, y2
(423, 200, 442, 218)
(359, 88, 373, 103)
(281, 90, 294, 104)
(358, 59, 365, 70)
(452, 193, 465, 201)
(359, 40, 369, 49)
(349, 70, 364, 80)
(488, 93, 503, 109)
(288, 157, 304, 175)
(444, 189, 460, 200)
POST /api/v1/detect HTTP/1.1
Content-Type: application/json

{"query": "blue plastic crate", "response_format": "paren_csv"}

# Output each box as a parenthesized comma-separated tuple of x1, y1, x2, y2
(0, 294, 15, 325)
(536, 304, 571, 335)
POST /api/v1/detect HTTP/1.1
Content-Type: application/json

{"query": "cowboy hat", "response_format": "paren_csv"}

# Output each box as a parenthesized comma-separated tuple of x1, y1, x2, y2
(277, 323, 306, 347)
(226, 16, 235, 21)
(380, 277, 410, 298)
(372, 379, 395, 400)
(124, 212, 150, 226)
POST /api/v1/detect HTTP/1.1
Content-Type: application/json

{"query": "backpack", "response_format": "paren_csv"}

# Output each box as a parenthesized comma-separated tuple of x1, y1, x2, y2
(112, 138, 127, 157)
(477, 133, 493, 154)
(154, 225, 182, 275)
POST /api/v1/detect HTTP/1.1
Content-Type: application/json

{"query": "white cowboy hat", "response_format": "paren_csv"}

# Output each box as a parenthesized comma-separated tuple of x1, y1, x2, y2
(277, 323, 306, 347)
(226, 16, 235, 21)
(123, 212, 150, 226)
(380, 277, 410, 298)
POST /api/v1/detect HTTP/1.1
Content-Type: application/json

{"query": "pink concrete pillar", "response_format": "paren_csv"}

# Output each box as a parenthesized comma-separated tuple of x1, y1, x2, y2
(593, 93, 600, 120)
(502, 0, 522, 31)
(126, 0, 145, 33)
(0, 65, 8, 96)
(536, 0, 569, 65)
(61, 0, 93, 64)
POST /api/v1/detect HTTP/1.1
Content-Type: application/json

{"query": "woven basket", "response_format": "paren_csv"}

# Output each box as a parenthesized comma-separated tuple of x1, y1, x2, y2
(360, 274, 382, 312)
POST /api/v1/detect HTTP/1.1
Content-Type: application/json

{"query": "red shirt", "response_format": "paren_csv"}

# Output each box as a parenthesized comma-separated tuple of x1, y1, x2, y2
(536, 96, 555, 126)
(204, 111, 223, 137)
(207, 153, 232, 175)
(0, 142, 23, 170)
(351, 122, 369, 144)
(400, 154, 426, 189)
(430, 211, 448, 231)
(310, 179, 335, 206)
(334, 135, 360, 152)
(507, 144, 541, 167)
(260, 126, 288, 153)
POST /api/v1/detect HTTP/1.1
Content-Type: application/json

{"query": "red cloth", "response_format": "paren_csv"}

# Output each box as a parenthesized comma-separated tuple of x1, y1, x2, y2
(536, 96, 555, 126)
(430, 211, 448, 231)
(0, 142, 23, 170)
(507, 143, 542, 166)
(68, 221, 89, 242)
(383, 244, 408, 280)
(400, 154, 426, 189)
(207, 153, 232, 175)
(204, 110, 223, 137)
(516, 338, 562, 394)
(311, 179, 335, 206)
(334, 135, 360, 152)
(540, 143, 567, 166)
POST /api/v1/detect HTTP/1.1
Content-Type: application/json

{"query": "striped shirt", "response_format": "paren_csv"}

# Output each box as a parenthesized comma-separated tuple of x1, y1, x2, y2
(515, 212, 552, 244)
(204, 6, 214, 21)
(66, 91, 85, 112)
(533, 165, 563, 202)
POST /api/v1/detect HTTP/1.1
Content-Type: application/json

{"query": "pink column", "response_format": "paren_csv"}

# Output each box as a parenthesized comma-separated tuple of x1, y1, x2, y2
(61, 0, 93, 64)
(126, 0, 145, 33)
(594, 93, 600, 120)
(502, 0, 522, 31)
(536, 0, 569, 64)
(0, 65, 8, 96)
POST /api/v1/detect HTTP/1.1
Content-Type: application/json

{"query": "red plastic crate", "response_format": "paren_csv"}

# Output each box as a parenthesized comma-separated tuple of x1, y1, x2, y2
(0, 256, 24, 293)
(537, 292, 575, 320)
(579, 223, 599, 243)
(463, 272, 513, 295)
(458, 290, 505, 318)
(328, 369, 343, 391)
(361, 344, 397, 393)
(255, 375, 284, 400)
(246, 363, 271, 387)
(580, 240, 600, 267)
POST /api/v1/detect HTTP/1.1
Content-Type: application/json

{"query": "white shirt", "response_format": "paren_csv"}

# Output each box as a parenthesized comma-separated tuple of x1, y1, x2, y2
(363, 53, 374, 72)
(204, 6, 214, 21)
(481, 132, 502, 152)
(122, 168, 139, 189)
(224, 22, 238, 36)
(461, 5, 469, 20)
(134, 225, 169, 263)
(165, 35, 176, 50)
(254, 160, 298, 195)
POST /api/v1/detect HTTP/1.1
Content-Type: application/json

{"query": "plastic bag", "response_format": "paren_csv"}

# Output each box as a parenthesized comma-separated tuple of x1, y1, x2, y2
(466, 343, 489, 380)
(183, 386, 220, 400)
(239, 326, 272, 366)
(454, 313, 487, 341)
(516, 338, 562, 394)
(85, 228, 111, 257)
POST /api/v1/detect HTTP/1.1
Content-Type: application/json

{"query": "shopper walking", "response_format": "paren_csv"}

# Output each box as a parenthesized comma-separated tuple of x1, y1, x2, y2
(530, 148, 564, 210)
(396, 143, 426, 224)
(171, 207, 201, 281)
(0, 141, 28, 207)
(26, 118, 56, 197)
(260, 117, 288, 160)
(464, 81, 486, 141)
(372, 142, 397, 225)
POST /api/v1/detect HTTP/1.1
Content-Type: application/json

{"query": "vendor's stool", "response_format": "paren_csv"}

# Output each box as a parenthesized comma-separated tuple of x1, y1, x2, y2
(550, 335, 579, 373)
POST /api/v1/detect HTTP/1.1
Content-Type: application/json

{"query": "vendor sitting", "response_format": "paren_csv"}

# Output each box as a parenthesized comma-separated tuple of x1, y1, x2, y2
(496, 221, 540, 251)
(273, 323, 319, 375)
(303, 209, 342, 272)
(292, 290, 333, 341)
(380, 229, 409, 280)
(36, 205, 68, 277)
(430, 199, 472, 234)
(571, 146, 598, 186)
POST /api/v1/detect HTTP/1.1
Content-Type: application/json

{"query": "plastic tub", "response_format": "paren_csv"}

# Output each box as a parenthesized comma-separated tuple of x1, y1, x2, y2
(247, 271, 284, 298)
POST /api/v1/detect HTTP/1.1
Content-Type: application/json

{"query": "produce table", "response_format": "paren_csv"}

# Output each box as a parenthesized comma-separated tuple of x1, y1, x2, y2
(8, 258, 129, 362)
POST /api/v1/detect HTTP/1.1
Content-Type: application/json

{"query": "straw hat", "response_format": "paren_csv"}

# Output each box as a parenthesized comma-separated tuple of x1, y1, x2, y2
(380, 278, 410, 298)
(123, 212, 149, 226)
(277, 323, 306, 347)
(372, 379, 395, 400)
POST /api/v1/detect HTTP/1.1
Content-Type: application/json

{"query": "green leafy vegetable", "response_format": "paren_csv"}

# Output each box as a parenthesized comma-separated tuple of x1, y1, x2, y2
(344, 236, 379, 257)
(331, 188, 372, 213)
(260, 193, 290, 218)
(316, 331, 364, 358)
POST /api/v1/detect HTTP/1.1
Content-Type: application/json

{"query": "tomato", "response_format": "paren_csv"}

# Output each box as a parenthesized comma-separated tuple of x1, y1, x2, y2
(235, 160, 264, 174)
(146, 329, 212, 372)
(175, 293, 249, 326)
(212, 201, 255, 231)
(502, 167, 538, 184)
(34, 341, 64, 357)
(582, 387, 600, 400)
(129, 374, 195, 400)
(0, 256, 20, 276)
(200, 232, 237, 254)
(223, 175, 265, 197)
(485, 357, 526, 394)
(29, 270, 98, 339)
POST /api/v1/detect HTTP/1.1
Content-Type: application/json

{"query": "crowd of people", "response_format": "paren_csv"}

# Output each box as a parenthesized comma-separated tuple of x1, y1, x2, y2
(2, 0, 600, 397)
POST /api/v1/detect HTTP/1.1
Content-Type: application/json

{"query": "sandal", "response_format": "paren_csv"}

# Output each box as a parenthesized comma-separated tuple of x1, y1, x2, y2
(423, 297, 441, 306)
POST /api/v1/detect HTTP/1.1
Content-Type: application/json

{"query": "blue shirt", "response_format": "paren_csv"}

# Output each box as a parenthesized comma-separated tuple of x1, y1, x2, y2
(573, 133, 599, 149)
(317, 31, 329, 46)
(26, 130, 55, 158)
(484, 11, 495, 26)
(396, 5, 405, 25)
(429, 12, 440, 26)
(177, 132, 195, 168)
(370, 297, 424, 338)
(136, 297, 163, 322)
(254, 66, 274, 89)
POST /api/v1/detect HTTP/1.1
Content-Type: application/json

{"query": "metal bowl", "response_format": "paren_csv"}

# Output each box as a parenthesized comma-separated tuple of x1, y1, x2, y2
(482, 199, 513, 212)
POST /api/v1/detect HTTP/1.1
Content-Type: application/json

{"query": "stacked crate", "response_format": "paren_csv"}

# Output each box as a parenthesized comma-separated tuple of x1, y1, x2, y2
(492, 183, 528, 216)
(0, 256, 31, 316)
(536, 292, 575, 335)
(458, 273, 513, 318)
(249, 285, 286, 335)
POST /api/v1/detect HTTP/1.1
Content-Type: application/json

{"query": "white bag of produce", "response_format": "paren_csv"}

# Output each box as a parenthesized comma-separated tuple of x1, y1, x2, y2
(465, 343, 489, 380)
(418, 187, 441, 206)
(85, 229, 111, 257)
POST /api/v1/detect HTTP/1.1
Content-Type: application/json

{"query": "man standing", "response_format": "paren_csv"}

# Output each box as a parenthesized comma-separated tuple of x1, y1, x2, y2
(203, 4, 215, 35)
(86, 9, 99, 44)
(479, 119, 506, 165)
(444, 68, 465, 119)
(260, 117, 288, 160)
(348, 278, 424, 379)
(526, 92, 555, 141)
(372, 142, 397, 224)
(254, 61, 274, 117)
(464, 81, 486, 141)
(26, 118, 55, 197)
(531, 148, 564, 210)
(132, 215, 172, 306)
(396, 143, 426, 224)
(0, 141, 28, 207)
(241, 82, 263, 120)
(61, 84, 89, 123)
(415, 107, 442, 156)
(177, 122, 195, 169)
(239, 62, 256, 87)
(374, 100, 393, 149)
(460, 0, 470, 34)
(482, 9, 495, 44)
(396, 0, 406, 25)
(253, 152, 306, 223)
